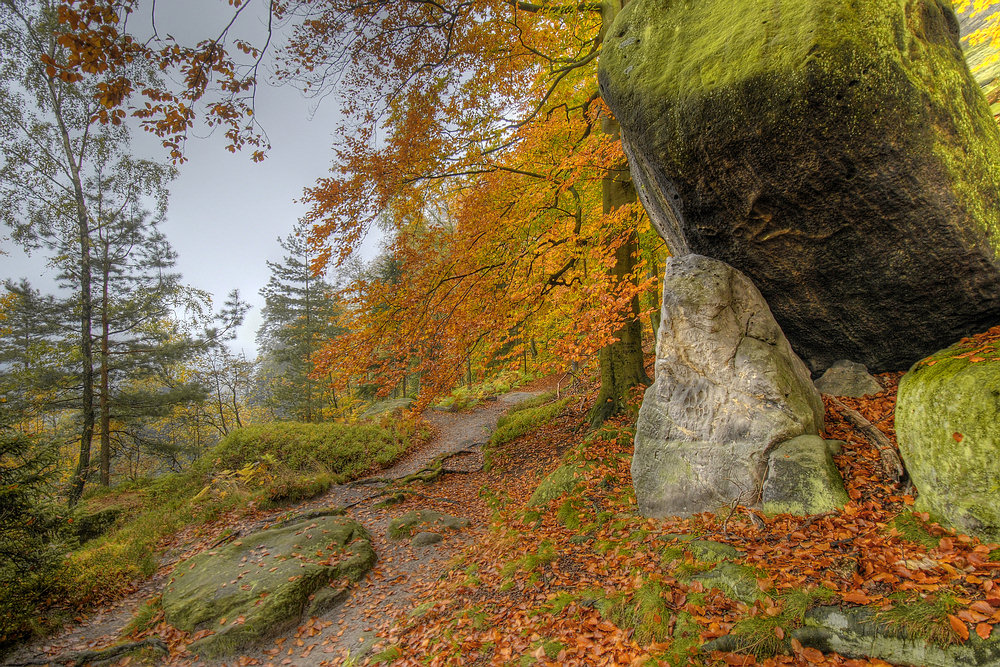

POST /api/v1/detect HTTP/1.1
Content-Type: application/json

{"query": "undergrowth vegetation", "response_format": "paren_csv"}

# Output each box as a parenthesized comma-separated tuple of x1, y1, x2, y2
(433, 370, 540, 411)
(364, 375, 1000, 666)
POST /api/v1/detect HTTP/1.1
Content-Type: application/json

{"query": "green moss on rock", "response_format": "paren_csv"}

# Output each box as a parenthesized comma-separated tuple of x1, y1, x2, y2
(528, 462, 588, 508)
(762, 435, 849, 516)
(161, 512, 375, 658)
(598, 0, 1000, 373)
(387, 510, 469, 540)
(896, 347, 1000, 540)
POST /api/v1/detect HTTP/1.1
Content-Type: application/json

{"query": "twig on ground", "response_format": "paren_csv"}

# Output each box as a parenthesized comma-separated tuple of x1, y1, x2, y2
(778, 510, 838, 543)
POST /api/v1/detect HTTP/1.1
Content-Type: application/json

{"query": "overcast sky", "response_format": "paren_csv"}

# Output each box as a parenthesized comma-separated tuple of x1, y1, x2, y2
(1, 0, 379, 357)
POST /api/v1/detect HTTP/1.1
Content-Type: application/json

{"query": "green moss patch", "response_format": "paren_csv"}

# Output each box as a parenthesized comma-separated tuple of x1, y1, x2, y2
(490, 398, 569, 450)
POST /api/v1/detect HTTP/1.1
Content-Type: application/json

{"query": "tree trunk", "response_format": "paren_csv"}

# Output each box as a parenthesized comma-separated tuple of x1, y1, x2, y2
(58, 111, 95, 505)
(590, 124, 651, 426)
(99, 242, 111, 486)
(648, 252, 662, 340)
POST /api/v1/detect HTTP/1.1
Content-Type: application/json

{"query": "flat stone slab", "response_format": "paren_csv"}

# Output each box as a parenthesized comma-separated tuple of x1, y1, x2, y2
(387, 510, 469, 540)
(162, 512, 375, 658)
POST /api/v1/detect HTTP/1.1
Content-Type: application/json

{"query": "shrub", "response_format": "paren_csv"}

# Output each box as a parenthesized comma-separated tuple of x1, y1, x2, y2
(211, 420, 420, 482)
(0, 425, 71, 647)
(491, 398, 569, 449)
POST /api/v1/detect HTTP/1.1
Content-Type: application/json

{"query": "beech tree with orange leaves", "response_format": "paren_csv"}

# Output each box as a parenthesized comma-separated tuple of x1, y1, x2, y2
(44, 0, 661, 422)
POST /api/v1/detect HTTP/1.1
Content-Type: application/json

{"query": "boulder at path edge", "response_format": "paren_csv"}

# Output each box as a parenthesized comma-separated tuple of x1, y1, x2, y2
(162, 512, 375, 658)
(896, 333, 1000, 541)
(633, 254, 825, 517)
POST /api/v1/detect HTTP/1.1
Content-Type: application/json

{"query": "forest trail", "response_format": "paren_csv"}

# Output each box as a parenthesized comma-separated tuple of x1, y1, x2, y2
(5, 381, 565, 667)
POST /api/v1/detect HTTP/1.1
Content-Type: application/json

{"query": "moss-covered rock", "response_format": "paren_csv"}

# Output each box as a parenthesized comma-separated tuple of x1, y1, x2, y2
(762, 435, 849, 516)
(387, 510, 469, 540)
(794, 605, 1000, 666)
(689, 561, 764, 605)
(598, 0, 1000, 374)
(161, 512, 375, 658)
(72, 506, 123, 543)
(896, 344, 1000, 540)
(528, 462, 588, 508)
(361, 398, 414, 419)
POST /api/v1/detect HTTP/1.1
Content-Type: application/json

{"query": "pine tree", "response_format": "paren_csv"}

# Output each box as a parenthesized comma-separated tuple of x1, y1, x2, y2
(257, 220, 342, 421)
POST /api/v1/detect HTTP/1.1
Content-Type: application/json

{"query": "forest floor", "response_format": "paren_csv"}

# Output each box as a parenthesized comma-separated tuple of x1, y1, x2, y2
(4, 375, 571, 667)
(8, 367, 1000, 667)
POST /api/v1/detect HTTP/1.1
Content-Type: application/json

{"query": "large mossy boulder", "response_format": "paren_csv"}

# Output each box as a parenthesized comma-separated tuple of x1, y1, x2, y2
(633, 255, 824, 517)
(895, 334, 1000, 540)
(598, 0, 1000, 373)
(162, 512, 375, 658)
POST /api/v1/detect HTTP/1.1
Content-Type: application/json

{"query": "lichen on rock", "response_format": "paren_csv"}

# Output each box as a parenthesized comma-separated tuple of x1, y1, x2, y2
(632, 254, 824, 518)
(762, 435, 849, 516)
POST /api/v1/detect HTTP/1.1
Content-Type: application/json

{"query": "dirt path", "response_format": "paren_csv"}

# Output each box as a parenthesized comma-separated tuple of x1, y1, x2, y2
(3, 389, 552, 667)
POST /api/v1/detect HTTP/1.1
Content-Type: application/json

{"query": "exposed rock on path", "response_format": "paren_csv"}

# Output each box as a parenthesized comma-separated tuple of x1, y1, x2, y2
(161, 512, 375, 658)
(3, 386, 551, 667)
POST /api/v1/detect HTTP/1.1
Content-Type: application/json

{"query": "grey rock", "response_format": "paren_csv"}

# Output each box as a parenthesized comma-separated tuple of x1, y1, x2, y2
(814, 360, 884, 397)
(793, 606, 1000, 666)
(411, 531, 444, 547)
(598, 0, 1000, 374)
(762, 435, 849, 516)
(388, 510, 470, 540)
(633, 255, 824, 517)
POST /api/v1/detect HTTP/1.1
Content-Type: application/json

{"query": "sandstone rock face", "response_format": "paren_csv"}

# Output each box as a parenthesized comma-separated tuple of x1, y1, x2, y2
(598, 0, 1000, 373)
(162, 512, 375, 658)
(633, 255, 824, 517)
(896, 336, 1000, 541)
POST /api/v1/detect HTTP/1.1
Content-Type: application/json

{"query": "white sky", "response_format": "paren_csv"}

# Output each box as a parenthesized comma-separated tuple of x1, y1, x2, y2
(1, 1, 379, 357)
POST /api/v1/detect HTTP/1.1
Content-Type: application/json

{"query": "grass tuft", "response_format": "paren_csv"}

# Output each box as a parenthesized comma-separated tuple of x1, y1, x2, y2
(878, 592, 960, 645)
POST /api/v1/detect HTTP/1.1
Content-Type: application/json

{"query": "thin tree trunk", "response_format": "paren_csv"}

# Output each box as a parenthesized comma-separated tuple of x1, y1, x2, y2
(590, 119, 651, 426)
(99, 242, 111, 486)
(49, 81, 96, 504)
